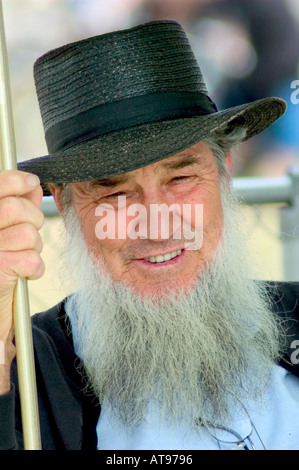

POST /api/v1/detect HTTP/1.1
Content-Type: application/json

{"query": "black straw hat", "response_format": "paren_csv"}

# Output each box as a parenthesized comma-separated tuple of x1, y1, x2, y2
(18, 20, 286, 195)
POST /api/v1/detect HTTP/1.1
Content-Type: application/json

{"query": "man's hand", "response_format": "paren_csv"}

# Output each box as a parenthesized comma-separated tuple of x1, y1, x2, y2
(0, 170, 45, 394)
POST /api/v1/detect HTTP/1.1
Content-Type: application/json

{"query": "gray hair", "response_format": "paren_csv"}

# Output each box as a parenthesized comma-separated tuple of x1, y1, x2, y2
(204, 126, 247, 177)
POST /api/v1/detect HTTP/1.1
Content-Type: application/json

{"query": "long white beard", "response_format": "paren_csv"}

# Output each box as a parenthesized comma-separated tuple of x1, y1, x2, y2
(59, 181, 283, 431)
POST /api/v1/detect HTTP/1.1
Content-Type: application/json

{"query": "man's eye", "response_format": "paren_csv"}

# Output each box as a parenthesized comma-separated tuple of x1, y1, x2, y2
(171, 175, 194, 183)
(105, 191, 126, 199)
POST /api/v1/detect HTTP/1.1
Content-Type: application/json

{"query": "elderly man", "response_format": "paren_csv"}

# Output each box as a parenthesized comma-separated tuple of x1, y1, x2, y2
(0, 21, 298, 451)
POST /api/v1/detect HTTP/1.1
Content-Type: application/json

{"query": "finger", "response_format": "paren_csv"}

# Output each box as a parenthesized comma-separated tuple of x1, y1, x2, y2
(24, 183, 44, 209)
(0, 170, 40, 199)
(0, 196, 44, 231)
(0, 250, 45, 288)
(0, 223, 43, 253)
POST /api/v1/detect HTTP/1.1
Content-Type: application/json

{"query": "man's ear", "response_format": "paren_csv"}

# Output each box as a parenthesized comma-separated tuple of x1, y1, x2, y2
(225, 151, 233, 174)
(48, 183, 65, 216)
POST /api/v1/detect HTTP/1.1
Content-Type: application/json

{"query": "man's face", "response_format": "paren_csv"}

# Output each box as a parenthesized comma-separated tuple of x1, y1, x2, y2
(55, 141, 231, 296)
(57, 141, 280, 431)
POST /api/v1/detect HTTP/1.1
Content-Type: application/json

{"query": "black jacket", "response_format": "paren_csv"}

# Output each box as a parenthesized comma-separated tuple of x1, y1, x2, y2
(1, 281, 299, 450)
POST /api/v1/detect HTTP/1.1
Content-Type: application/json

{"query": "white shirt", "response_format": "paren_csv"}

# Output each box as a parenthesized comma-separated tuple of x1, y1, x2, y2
(96, 365, 299, 450)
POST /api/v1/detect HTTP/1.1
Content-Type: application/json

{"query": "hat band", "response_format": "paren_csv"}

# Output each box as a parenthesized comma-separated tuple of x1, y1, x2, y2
(45, 91, 217, 153)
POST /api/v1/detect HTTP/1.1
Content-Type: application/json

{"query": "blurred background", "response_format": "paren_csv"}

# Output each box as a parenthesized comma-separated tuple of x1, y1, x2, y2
(1, 0, 298, 313)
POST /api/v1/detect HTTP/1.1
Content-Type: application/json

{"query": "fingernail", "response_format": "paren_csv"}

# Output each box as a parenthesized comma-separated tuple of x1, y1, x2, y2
(25, 174, 40, 188)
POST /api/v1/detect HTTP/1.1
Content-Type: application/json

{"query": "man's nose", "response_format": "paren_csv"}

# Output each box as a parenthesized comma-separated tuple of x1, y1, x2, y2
(141, 184, 169, 207)
(134, 186, 182, 241)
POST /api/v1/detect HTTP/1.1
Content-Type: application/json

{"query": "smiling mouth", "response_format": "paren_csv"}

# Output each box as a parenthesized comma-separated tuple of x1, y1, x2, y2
(144, 249, 182, 264)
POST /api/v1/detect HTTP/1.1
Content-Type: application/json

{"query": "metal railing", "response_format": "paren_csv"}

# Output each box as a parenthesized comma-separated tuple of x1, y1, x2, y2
(41, 166, 299, 281)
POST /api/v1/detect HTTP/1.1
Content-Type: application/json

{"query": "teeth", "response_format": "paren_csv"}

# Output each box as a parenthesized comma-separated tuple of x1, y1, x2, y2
(145, 249, 182, 263)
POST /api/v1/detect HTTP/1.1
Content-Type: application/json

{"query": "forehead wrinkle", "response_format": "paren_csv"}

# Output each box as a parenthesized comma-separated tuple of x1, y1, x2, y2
(89, 148, 207, 189)
(90, 173, 130, 189)
(160, 153, 201, 171)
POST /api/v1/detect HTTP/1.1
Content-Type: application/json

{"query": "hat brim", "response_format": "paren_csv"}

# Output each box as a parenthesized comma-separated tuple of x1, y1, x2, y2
(18, 97, 286, 196)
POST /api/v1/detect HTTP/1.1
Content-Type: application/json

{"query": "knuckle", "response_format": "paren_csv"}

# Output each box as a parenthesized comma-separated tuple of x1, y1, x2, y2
(0, 197, 13, 218)
(0, 250, 44, 285)
(0, 170, 38, 195)
(0, 171, 25, 196)
(27, 250, 42, 271)
(0, 197, 44, 230)
(31, 253, 45, 278)
(0, 196, 23, 223)
(37, 210, 45, 229)
(22, 251, 45, 280)
(22, 223, 39, 248)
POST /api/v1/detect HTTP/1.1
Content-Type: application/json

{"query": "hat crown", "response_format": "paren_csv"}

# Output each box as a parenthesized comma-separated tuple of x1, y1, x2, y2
(19, 20, 286, 194)
(34, 21, 208, 133)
